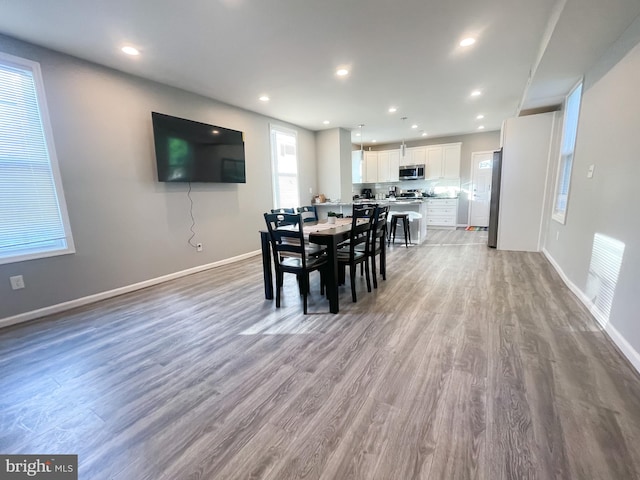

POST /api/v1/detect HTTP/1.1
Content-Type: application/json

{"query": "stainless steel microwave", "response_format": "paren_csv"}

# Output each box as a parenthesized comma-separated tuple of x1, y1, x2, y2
(399, 164, 425, 180)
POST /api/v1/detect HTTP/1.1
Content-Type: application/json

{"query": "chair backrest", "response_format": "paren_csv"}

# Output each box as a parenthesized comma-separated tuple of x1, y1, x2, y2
(271, 208, 295, 214)
(297, 205, 318, 222)
(264, 213, 307, 268)
(372, 205, 389, 240)
(347, 205, 375, 259)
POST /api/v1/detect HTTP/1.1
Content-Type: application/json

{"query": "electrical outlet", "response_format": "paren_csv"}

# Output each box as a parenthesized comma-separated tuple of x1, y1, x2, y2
(10, 275, 25, 290)
(196, 243, 203, 252)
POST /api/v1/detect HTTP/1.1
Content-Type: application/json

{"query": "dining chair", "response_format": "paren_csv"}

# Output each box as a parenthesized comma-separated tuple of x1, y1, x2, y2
(359, 205, 389, 288)
(264, 213, 328, 314)
(337, 205, 375, 302)
(271, 208, 295, 213)
(297, 205, 318, 223)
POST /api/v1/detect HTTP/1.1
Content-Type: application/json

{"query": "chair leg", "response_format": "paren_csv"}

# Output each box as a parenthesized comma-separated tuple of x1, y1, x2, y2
(380, 244, 386, 280)
(275, 271, 283, 308)
(365, 260, 371, 292)
(371, 254, 378, 289)
(350, 265, 357, 302)
(302, 273, 309, 314)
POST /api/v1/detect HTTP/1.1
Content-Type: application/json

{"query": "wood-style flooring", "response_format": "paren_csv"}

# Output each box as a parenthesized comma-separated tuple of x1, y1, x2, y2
(1, 229, 640, 479)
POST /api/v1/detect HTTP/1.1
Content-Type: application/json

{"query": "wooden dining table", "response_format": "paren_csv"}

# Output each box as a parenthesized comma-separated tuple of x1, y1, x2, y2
(260, 218, 353, 314)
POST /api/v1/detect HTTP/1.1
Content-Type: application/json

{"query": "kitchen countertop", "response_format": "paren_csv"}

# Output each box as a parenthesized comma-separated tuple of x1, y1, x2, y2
(315, 197, 458, 207)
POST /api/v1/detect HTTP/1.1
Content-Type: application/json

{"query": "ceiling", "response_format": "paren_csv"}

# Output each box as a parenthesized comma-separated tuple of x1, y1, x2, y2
(0, 0, 639, 146)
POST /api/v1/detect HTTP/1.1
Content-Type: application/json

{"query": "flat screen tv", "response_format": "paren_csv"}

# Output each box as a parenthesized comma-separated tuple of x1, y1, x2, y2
(152, 112, 246, 183)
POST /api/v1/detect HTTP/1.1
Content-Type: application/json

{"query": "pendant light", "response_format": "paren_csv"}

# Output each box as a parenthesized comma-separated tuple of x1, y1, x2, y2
(359, 124, 364, 153)
(400, 117, 407, 157)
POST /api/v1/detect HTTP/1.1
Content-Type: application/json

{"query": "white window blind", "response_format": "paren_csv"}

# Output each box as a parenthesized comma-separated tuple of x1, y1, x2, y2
(552, 82, 582, 224)
(0, 52, 74, 264)
(270, 125, 300, 209)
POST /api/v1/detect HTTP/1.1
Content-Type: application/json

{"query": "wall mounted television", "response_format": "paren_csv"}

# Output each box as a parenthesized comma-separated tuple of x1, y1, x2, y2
(151, 112, 246, 183)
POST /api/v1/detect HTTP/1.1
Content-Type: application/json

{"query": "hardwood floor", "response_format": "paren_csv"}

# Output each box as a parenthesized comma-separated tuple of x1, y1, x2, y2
(2, 229, 640, 479)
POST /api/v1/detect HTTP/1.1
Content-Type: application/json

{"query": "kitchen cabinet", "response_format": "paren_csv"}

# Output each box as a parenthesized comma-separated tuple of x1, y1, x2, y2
(352, 150, 364, 184)
(400, 146, 426, 166)
(364, 151, 378, 183)
(442, 143, 461, 178)
(425, 143, 461, 179)
(377, 149, 400, 182)
(426, 198, 458, 228)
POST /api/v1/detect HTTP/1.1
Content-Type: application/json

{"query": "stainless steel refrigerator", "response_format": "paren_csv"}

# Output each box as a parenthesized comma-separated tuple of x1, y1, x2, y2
(488, 148, 502, 248)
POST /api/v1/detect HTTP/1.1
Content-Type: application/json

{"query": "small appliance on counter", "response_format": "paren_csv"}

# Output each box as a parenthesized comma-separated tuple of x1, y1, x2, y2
(361, 188, 373, 199)
(398, 191, 421, 199)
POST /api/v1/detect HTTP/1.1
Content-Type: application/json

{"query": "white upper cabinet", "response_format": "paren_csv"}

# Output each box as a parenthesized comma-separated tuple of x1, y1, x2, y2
(388, 149, 400, 182)
(426, 146, 443, 178)
(352, 143, 460, 183)
(425, 142, 461, 179)
(377, 149, 400, 182)
(364, 151, 378, 183)
(442, 143, 461, 178)
(352, 150, 364, 183)
(400, 146, 426, 166)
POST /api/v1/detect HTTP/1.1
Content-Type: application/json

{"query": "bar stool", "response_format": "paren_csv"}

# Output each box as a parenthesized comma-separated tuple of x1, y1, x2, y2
(388, 212, 411, 247)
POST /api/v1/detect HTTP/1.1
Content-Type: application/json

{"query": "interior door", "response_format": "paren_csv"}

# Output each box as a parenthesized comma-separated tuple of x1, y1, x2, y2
(469, 151, 493, 226)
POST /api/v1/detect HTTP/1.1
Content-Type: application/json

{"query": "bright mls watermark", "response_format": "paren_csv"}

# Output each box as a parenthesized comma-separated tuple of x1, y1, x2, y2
(1, 455, 77, 479)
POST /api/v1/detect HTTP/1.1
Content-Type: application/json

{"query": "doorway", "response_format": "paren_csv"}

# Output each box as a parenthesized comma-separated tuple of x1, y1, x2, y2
(469, 151, 494, 227)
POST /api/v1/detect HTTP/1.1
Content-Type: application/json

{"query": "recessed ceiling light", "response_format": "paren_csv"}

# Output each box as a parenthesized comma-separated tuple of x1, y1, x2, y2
(478, 125, 485, 130)
(421, 132, 428, 137)
(372, 139, 377, 143)
(212, 130, 219, 134)
(471, 90, 482, 97)
(476, 114, 485, 119)
(259, 95, 270, 102)
(460, 37, 476, 47)
(121, 46, 140, 56)
(336, 68, 349, 76)
(411, 124, 418, 129)
(323, 120, 330, 125)
(388, 107, 397, 113)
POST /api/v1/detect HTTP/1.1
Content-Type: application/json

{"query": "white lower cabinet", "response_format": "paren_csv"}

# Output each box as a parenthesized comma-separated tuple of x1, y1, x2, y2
(426, 198, 458, 228)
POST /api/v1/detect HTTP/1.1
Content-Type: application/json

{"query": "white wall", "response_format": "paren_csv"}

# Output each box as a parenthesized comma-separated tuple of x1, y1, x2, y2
(316, 127, 352, 203)
(0, 34, 317, 321)
(543, 24, 640, 371)
(498, 112, 559, 252)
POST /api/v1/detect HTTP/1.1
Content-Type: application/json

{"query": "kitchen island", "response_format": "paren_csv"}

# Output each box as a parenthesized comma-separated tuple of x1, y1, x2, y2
(315, 199, 427, 244)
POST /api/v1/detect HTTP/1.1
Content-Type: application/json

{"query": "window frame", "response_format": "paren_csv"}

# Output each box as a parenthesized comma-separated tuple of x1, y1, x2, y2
(0, 51, 75, 265)
(269, 124, 300, 209)
(552, 80, 583, 225)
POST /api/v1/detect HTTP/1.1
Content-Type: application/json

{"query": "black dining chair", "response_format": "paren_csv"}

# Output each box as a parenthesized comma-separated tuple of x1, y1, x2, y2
(264, 213, 328, 314)
(337, 205, 375, 302)
(360, 205, 389, 288)
(297, 205, 318, 223)
(271, 208, 295, 213)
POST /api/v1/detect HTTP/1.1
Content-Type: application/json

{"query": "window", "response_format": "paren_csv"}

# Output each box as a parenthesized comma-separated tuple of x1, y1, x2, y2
(270, 125, 300, 209)
(552, 81, 583, 224)
(0, 52, 74, 265)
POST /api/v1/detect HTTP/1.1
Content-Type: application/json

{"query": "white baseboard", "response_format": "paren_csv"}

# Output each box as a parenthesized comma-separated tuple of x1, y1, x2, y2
(0, 250, 261, 330)
(542, 248, 640, 375)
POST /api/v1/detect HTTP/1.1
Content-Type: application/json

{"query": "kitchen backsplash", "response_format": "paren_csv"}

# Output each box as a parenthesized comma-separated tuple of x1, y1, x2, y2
(353, 178, 461, 198)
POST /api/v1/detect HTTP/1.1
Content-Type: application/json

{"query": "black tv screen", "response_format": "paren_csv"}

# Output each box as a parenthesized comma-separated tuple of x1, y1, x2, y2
(152, 112, 246, 183)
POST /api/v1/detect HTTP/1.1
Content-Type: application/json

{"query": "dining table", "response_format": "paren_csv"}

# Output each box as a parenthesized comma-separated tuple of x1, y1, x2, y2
(260, 217, 353, 314)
